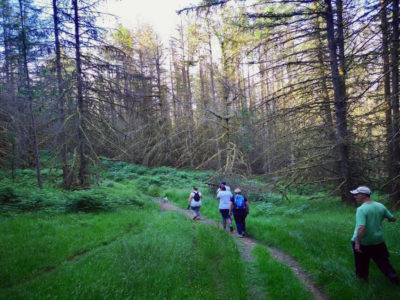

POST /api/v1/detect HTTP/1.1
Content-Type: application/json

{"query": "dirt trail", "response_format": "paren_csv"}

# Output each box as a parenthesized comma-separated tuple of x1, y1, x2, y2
(157, 198, 329, 300)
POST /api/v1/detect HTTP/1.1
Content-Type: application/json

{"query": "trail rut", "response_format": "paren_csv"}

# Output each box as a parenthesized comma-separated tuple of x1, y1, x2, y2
(157, 198, 329, 300)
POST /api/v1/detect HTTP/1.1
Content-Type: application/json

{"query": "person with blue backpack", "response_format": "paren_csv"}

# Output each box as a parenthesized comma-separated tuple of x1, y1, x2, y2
(229, 188, 249, 238)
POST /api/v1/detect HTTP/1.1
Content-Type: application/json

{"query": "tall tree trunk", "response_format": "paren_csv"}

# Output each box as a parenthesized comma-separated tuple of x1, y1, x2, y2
(324, 0, 353, 203)
(336, 0, 346, 77)
(169, 52, 178, 126)
(155, 47, 164, 121)
(391, 0, 400, 203)
(208, 29, 222, 169)
(2, 0, 16, 167)
(380, 0, 394, 194)
(72, 0, 87, 186)
(52, 0, 69, 187)
(199, 58, 206, 108)
(18, 0, 42, 188)
(258, 49, 269, 173)
(1, 0, 13, 100)
(314, 15, 337, 177)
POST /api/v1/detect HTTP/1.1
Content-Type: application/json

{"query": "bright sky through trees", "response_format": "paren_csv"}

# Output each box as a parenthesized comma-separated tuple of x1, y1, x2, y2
(99, 0, 194, 43)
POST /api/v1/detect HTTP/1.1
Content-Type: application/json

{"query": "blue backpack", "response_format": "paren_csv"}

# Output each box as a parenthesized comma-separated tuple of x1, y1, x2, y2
(234, 194, 246, 210)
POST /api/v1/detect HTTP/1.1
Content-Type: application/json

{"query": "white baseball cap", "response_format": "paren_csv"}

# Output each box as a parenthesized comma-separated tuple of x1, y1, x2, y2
(350, 186, 371, 195)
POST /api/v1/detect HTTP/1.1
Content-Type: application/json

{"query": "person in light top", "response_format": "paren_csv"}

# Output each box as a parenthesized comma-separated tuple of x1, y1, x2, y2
(216, 181, 231, 194)
(216, 185, 233, 232)
(187, 186, 202, 220)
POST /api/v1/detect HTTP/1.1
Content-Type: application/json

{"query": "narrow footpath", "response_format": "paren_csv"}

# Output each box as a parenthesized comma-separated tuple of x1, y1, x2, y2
(157, 198, 329, 300)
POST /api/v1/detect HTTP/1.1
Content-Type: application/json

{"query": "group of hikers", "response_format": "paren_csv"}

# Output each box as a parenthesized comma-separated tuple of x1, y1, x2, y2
(186, 182, 400, 285)
(187, 181, 249, 238)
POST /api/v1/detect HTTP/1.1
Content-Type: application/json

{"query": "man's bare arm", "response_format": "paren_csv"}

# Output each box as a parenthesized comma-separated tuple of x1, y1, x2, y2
(355, 225, 366, 253)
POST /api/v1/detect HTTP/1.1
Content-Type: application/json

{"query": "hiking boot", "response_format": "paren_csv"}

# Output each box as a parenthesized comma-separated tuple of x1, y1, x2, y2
(192, 215, 198, 220)
(238, 234, 243, 238)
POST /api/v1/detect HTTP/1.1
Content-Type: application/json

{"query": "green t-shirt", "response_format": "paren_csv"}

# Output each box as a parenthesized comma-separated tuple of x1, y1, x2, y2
(351, 201, 394, 245)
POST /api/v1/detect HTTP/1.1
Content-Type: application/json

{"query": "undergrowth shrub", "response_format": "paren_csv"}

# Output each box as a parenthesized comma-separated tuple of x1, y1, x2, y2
(13, 192, 44, 211)
(66, 191, 110, 213)
(125, 194, 144, 206)
(0, 185, 65, 212)
(107, 171, 127, 182)
(254, 193, 282, 204)
(178, 172, 188, 179)
(252, 201, 312, 217)
(103, 161, 128, 171)
(102, 180, 115, 188)
(157, 166, 176, 175)
(289, 183, 319, 195)
(107, 192, 144, 207)
(149, 177, 162, 185)
(147, 185, 162, 197)
(135, 176, 163, 190)
(164, 188, 188, 203)
(127, 164, 148, 175)
(0, 186, 18, 203)
(252, 202, 277, 217)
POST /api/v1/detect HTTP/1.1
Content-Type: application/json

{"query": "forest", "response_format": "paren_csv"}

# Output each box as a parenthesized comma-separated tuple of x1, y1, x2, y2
(1, 0, 400, 299)
(1, 0, 400, 203)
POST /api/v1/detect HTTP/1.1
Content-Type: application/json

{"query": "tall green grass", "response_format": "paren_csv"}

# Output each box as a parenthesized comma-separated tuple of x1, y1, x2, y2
(162, 188, 314, 298)
(246, 196, 400, 300)
(1, 212, 247, 299)
(251, 245, 311, 299)
(0, 206, 156, 289)
(161, 177, 400, 299)
(4, 160, 399, 299)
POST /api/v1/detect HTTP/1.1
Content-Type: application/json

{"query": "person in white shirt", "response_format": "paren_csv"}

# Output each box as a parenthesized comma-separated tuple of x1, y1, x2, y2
(216, 181, 231, 194)
(187, 186, 202, 220)
(216, 185, 233, 232)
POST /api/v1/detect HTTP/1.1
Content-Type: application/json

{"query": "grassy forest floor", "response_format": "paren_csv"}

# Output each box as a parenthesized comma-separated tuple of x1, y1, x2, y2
(1, 160, 400, 299)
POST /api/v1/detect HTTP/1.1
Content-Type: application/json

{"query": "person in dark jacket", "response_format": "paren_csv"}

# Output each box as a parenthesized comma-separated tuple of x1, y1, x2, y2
(229, 188, 249, 238)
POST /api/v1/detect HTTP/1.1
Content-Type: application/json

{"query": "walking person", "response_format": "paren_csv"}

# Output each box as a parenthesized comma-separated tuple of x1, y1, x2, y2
(187, 186, 202, 220)
(217, 185, 233, 232)
(217, 181, 231, 193)
(230, 188, 249, 238)
(350, 186, 399, 284)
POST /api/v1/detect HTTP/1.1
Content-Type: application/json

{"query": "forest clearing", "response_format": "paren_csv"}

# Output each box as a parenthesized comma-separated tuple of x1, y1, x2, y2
(1, 160, 400, 299)
(2, 0, 400, 299)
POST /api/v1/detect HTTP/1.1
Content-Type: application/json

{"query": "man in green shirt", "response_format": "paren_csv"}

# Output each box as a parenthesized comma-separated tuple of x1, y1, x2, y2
(350, 186, 399, 284)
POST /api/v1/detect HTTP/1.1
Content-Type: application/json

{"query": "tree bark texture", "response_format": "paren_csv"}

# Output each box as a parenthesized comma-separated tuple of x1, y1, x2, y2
(18, 0, 42, 188)
(380, 0, 394, 194)
(73, 0, 87, 186)
(52, 0, 69, 187)
(390, 0, 400, 203)
(324, 0, 353, 203)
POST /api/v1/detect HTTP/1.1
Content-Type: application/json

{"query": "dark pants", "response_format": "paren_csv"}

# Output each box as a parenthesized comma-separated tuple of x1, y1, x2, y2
(352, 242, 398, 283)
(233, 213, 247, 235)
(219, 209, 232, 228)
